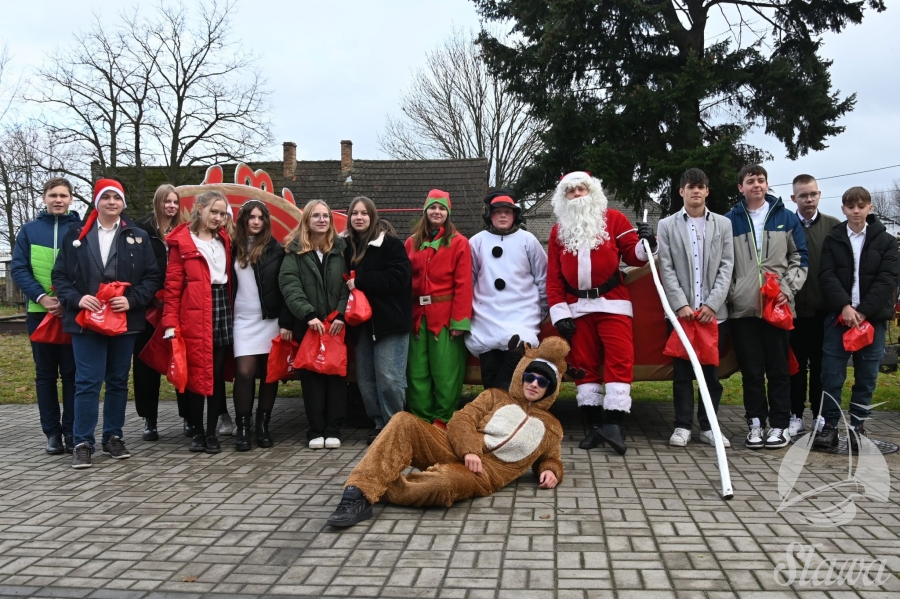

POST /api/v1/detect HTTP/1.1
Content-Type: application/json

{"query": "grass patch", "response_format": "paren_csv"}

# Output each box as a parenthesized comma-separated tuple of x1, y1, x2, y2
(3, 331, 900, 417)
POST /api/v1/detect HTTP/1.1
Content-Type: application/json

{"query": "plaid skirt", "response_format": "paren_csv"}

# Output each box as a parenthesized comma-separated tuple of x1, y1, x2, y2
(211, 284, 234, 347)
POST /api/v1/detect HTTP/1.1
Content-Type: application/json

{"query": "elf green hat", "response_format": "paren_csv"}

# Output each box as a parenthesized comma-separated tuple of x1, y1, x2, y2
(423, 189, 451, 214)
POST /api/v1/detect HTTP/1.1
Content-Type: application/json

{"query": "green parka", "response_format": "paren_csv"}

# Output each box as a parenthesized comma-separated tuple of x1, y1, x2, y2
(279, 236, 350, 340)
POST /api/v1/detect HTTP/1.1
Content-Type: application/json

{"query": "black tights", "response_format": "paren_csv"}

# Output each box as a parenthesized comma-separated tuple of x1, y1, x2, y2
(188, 345, 228, 437)
(233, 354, 277, 415)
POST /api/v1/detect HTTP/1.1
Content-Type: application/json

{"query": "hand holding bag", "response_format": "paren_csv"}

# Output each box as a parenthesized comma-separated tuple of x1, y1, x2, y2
(761, 272, 794, 330)
(662, 313, 720, 366)
(293, 311, 347, 376)
(75, 281, 131, 335)
(343, 270, 373, 326)
(29, 313, 71, 345)
(266, 335, 299, 383)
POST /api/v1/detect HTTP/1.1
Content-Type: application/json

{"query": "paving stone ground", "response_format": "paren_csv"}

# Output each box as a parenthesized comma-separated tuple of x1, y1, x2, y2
(0, 398, 898, 599)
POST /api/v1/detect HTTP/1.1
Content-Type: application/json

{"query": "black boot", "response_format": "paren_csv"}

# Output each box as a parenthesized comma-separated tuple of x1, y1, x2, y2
(46, 434, 65, 455)
(256, 410, 273, 448)
(183, 419, 194, 438)
(205, 436, 221, 454)
(142, 418, 159, 441)
(189, 433, 206, 452)
(578, 405, 605, 450)
(64, 434, 74, 455)
(598, 410, 627, 455)
(235, 413, 252, 452)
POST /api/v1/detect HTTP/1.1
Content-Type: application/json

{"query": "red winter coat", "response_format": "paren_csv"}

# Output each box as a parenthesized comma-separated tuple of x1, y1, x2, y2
(161, 223, 232, 396)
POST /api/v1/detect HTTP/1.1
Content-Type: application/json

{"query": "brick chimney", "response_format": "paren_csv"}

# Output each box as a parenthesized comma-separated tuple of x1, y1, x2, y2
(283, 142, 297, 180)
(340, 140, 353, 176)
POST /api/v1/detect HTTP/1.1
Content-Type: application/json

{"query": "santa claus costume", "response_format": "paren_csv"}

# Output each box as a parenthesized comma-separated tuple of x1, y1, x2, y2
(547, 171, 656, 454)
(466, 190, 548, 392)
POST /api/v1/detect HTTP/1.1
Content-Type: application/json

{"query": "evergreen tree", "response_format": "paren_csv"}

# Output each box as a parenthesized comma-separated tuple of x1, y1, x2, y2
(474, 0, 886, 213)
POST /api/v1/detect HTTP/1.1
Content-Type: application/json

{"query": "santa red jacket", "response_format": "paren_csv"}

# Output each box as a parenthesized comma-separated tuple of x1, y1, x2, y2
(547, 209, 647, 324)
(161, 222, 233, 396)
(405, 232, 473, 337)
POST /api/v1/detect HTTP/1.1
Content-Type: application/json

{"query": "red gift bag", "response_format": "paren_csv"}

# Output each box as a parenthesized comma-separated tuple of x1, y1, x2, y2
(293, 312, 347, 376)
(788, 347, 799, 376)
(29, 313, 72, 345)
(266, 335, 299, 383)
(138, 323, 171, 375)
(75, 282, 131, 335)
(343, 271, 372, 326)
(167, 327, 188, 393)
(839, 317, 875, 352)
(662, 313, 720, 366)
(145, 290, 165, 328)
(761, 272, 794, 330)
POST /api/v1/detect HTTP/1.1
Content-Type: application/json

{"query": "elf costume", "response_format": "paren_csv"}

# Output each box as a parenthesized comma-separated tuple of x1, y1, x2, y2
(405, 190, 473, 425)
(547, 171, 654, 455)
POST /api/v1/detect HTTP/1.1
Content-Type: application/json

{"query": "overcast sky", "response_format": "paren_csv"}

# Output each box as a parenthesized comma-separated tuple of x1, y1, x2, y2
(1, 0, 897, 218)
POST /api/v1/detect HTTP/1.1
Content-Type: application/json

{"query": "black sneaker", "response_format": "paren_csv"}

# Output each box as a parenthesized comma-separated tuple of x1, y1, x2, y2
(101, 436, 131, 459)
(142, 418, 159, 442)
(46, 434, 64, 455)
(849, 426, 868, 452)
(72, 442, 92, 469)
(813, 425, 839, 450)
(205, 436, 221, 454)
(326, 486, 373, 527)
(189, 433, 207, 452)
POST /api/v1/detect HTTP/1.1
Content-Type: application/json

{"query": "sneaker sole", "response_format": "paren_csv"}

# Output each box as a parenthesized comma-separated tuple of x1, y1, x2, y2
(745, 441, 764, 449)
(325, 443, 341, 449)
(102, 449, 131, 459)
(327, 504, 373, 528)
(72, 462, 92, 469)
(142, 432, 160, 441)
(669, 439, 689, 447)
(764, 440, 790, 449)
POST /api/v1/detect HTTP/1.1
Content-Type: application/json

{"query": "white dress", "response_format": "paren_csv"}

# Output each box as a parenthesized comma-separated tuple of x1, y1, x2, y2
(232, 259, 280, 357)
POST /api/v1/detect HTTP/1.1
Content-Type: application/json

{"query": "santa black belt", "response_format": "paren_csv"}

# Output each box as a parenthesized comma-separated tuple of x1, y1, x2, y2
(565, 272, 622, 299)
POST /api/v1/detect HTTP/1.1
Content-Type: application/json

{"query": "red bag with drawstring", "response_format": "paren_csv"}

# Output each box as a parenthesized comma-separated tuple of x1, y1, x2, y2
(788, 347, 799, 376)
(75, 281, 131, 335)
(293, 311, 347, 376)
(662, 313, 720, 366)
(761, 272, 794, 330)
(838, 316, 875, 352)
(29, 313, 71, 345)
(343, 271, 372, 326)
(167, 327, 188, 393)
(266, 335, 299, 383)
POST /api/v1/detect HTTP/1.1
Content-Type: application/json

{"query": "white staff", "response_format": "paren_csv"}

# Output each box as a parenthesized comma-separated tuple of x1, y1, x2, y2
(642, 209, 734, 500)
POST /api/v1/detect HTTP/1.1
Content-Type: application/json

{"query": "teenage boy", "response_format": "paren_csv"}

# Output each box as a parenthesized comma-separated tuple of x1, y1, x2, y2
(52, 179, 161, 469)
(326, 337, 568, 528)
(466, 189, 548, 392)
(788, 175, 840, 436)
(11, 178, 81, 455)
(815, 187, 899, 449)
(725, 165, 808, 449)
(657, 168, 734, 448)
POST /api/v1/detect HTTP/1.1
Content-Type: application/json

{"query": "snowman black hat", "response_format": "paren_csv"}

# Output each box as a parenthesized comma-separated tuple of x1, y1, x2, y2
(482, 188, 522, 227)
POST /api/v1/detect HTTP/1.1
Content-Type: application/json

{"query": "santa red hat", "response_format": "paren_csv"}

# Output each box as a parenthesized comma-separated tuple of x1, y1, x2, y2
(558, 171, 597, 190)
(73, 179, 126, 247)
(423, 189, 451, 214)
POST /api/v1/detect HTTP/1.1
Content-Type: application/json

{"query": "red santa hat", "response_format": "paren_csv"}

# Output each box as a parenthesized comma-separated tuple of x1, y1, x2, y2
(558, 171, 598, 191)
(73, 179, 126, 247)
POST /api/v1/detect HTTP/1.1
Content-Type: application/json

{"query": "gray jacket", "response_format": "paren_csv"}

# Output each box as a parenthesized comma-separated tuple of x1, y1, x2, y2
(657, 208, 734, 321)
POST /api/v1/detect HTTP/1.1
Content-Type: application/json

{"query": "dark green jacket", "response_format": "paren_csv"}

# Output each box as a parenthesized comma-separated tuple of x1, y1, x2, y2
(279, 236, 349, 339)
(794, 211, 841, 317)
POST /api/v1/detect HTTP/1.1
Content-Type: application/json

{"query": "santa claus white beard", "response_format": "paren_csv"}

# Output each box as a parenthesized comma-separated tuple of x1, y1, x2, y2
(553, 194, 609, 253)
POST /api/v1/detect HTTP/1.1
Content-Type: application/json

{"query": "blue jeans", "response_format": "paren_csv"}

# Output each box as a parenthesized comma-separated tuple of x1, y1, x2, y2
(26, 312, 76, 437)
(71, 332, 137, 450)
(820, 314, 886, 428)
(355, 332, 408, 429)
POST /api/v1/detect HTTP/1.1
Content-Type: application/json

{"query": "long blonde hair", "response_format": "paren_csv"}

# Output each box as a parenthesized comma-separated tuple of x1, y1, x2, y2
(189, 190, 229, 237)
(152, 184, 183, 238)
(284, 200, 336, 255)
(234, 200, 273, 267)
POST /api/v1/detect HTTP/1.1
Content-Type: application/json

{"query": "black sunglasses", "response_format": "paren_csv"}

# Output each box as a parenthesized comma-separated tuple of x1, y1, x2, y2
(523, 372, 550, 388)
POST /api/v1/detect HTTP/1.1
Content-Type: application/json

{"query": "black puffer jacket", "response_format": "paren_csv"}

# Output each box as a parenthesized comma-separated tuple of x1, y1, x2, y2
(134, 213, 170, 286)
(347, 231, 412, 340)
(819, 215, 900, 321)
(232, 237, 293, 329)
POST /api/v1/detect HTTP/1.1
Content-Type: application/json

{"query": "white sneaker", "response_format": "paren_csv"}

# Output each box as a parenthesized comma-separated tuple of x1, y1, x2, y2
(698, 429, 731, 448)
(217, 413, 234, 436)
(764, 427, 791, 449)
(788, 415, 806, 437)
(324, 437, 341, 449)
(669, 428, 691, 447)
(308, 437, 325, 449)
(745, 426, 765, 449)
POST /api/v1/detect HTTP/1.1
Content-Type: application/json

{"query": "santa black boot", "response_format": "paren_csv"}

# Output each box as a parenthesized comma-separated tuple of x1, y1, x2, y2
(598, 410, 627, 455)
(578, 405, 605, 450)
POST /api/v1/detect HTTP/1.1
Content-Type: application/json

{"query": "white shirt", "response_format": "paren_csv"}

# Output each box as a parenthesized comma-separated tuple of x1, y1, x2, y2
(747, 202, 770, 254)
(191, 233, 227, 284)
(97, 218, 120, 266)
(848, 224, 867, 308)
(681, 208, 707, 310)
(800, 210, 819, 228)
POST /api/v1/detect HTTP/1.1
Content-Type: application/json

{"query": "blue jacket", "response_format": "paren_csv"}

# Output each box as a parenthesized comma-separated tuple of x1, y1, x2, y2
(11, 210, 81, 313)
(724, 194, 808, 318)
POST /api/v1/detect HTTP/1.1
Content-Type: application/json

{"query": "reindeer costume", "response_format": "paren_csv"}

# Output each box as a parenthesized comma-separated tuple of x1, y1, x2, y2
(327, 337, 571, 525)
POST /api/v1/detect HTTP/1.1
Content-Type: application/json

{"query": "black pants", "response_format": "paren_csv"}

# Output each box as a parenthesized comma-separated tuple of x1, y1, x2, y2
(299, 371, 346, 440)
(672, 322, 726, 430)
(730, 317, 791, 429)
(26, 312, 75, 437)
(188, 345, 228, 437)
(789, 314, 826, 419)
(133, 323, 188, 420)
(478, 349, 521, 393)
